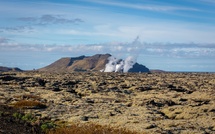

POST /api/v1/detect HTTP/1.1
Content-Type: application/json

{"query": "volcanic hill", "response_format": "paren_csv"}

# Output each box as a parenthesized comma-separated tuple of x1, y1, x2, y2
(39, 54, 150, 73)
(0, 66, 23, 72)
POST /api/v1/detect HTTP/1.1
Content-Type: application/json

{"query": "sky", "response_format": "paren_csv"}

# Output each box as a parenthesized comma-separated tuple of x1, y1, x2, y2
(0, 0, 215, 72)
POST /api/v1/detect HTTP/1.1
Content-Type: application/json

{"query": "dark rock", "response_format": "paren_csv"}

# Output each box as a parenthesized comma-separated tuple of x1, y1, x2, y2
(1, 76, 16, 81)
(81, 116, 89, 121)
(86, 99, 94, 103)
(62, 81, 78, 86)
(98, 81, 106, 86)
(52, 87, 61, 92)
(66, 89, 77, 94)
(128, 63, 150, 73)
(186, 90, 193, 94)
(166, 130, 174, 134)
(51, 82, 61, 87)
(168, 85, 192, 94)
(146, 124, 157, 129)
(179, 98, 188, 102)
(110, 112, 115, 116)
(37, 78, 46, 86)
(172, 87, 186, 92)
(137, 86, 152, 92)
(168, 84, 176, 89)
(194, 100, 210, 106)
(147, 100, 164, 107)
(123, 90, 132, 94)
(166, 100, 177, 106)
(210, 109, 215, 112)
(114, 108, 122, 114)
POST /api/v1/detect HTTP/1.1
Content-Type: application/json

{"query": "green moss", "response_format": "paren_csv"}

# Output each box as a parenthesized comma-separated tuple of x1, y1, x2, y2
(13, 112, 22, 119)
(41, 122, 56, 132)
(21, 113, 34, 121)
(0, 111, 3, 116)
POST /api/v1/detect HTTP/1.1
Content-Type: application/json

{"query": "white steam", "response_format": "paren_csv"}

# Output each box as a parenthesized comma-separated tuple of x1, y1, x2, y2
(115, 61, 124, 72)
(103, 36, 140, 73)
(104, 56, 136, 73)
(103, 56, 118, 72)
(123, 56, 136, 72)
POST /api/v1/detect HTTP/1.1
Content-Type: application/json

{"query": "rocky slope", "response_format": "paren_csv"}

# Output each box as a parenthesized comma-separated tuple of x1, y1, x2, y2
(0, 66, 22, 72)
(39, 54, 149, 73)
(0, 71, 214, 133)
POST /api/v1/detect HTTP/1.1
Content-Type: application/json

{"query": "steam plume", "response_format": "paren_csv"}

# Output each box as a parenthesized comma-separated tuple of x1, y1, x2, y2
(123, 56, 136, 72)
(103, 36, 141, 73)
(104, 56, 118, 72)
(104, 55, 136, 73)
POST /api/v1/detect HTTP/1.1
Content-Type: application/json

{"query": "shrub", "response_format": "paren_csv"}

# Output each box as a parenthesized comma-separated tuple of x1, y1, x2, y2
(23, 94, 41, 100)
(47, 123, 139, 134)
(41, 122, 56, 132)
(0, 111, 3, 116)
(13, 112, 22, 119)
(13, 100, 47, 109)
(21, 113, 34, 121)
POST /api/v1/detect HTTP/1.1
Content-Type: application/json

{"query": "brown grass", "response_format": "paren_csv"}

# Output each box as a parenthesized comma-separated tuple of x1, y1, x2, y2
(47, 123, 140, 134)
(14, 94, 41, 100)
(22, 94, 41, 99)
(13, 100, 47, 109)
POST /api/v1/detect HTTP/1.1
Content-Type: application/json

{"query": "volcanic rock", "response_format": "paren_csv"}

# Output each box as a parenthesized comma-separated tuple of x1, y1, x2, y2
(0, 71, 214, 134)
(128, 63, 149, 73)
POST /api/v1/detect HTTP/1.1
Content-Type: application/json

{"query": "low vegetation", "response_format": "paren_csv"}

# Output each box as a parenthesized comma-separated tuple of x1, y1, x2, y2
(47, 123, 139, 134)
(14, 94, 41, 100)
(7, 102, 139, 134)
(1, 71, 214, 133)
(13, 100, 47, 109)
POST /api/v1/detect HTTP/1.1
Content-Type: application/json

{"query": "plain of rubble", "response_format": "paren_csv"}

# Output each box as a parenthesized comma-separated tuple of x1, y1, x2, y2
(0, 71, 214, 134)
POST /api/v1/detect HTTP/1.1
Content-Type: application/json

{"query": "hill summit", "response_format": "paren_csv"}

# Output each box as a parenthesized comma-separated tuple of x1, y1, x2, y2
(39, 54, 149, 73)
(0, 66, 23, 72)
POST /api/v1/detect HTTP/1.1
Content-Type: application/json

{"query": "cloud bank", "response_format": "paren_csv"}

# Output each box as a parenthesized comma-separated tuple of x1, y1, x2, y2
(83, 0, 198, 12)
(0, 37, 10, 43)
(17, 14, 84, 25)
(0, 1, 214, 71)
(0, 39, 214, 58)
(0, 37, 214, 71)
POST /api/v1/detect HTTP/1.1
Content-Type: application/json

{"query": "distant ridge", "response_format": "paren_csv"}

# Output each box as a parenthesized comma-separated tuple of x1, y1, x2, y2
(39, 54, 150, 73)
(39, 55, 86, 72)
(0, 66, 23, 72)
(150, 69, 166, 73)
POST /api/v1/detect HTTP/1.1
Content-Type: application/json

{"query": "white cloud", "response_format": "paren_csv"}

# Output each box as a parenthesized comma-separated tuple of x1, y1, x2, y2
(1, 40, 214, 59)
(1, 39, 214, 71)
(60, 22, 215, 43)
(17, 14, 83, 25)
(1, 0, 214, 44)
(83, 0, 199, 12)
(0, 26, 34, 33)
(0, 37, 10, 43)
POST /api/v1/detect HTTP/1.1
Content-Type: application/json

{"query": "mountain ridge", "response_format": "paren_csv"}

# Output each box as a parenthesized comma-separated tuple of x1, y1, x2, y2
(0, 66, 23, 72)
(39, 54, 149, 73)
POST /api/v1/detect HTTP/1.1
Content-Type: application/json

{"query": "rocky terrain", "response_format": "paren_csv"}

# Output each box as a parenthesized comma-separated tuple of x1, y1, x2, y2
(0, 71, 214, 133)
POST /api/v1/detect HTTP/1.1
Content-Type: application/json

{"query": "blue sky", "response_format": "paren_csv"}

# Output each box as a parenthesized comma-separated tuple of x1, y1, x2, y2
(0, 0, 215, 72)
